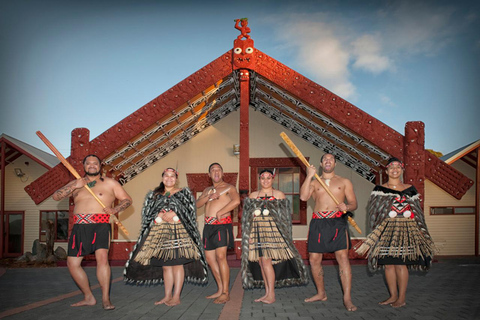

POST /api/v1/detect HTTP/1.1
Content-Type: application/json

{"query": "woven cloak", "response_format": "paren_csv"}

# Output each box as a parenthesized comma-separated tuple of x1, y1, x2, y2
(241, 198, 308, 289)
(357, 185, 436, 271)
(124, 188, 208, 285)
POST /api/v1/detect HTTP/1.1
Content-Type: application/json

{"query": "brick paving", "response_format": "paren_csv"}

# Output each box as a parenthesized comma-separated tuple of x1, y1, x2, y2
(1, 257, 479, 320)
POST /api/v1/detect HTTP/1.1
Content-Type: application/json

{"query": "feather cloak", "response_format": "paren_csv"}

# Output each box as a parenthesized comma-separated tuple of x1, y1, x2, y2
(357, 185, 436, 271)
(124, 188, 208, 285)
(241, 198, 308, 289)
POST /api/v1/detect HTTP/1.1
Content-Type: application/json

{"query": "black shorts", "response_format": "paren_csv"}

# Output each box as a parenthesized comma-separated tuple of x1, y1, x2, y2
(68, 223, 111, 257)
(203, 223, 234, 251)
(307, 217, 351, 253)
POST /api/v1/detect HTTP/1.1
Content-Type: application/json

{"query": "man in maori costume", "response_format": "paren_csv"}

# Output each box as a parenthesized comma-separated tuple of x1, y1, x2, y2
(356, 157, 436, 308)
(300, 153, 358, 311)
(53, 155, 132, 310)
(241, 169, 308, 304)
(124, 168, 207, 306)
(196, 163, 240, 304)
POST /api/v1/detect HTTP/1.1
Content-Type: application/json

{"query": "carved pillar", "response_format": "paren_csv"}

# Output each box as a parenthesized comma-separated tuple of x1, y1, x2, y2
(233, 20, 255, 243)
(70, 128, 91, 173)
(236, 69, 250, 246)
(68, 128, 91, 236)
(238, 69, 250, 193)
(404, 121, 425, 208)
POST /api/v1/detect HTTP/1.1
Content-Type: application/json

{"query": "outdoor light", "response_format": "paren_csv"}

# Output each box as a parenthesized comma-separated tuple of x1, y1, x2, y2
(14, 168, 25, 177)
(233, 144, 240, 155)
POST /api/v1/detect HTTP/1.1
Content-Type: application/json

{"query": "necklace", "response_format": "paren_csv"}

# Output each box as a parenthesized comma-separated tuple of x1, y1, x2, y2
(86, 180, 97, 188)
(321, 175, 334, 187)
(259, 188, 273, 198)
(387, 182, 403, 189)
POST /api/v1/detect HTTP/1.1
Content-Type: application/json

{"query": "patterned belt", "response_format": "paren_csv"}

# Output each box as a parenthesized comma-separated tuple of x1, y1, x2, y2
(312, 211, 343, 219)
(205, 216, 232, 225)
(74, 213, 110, 224)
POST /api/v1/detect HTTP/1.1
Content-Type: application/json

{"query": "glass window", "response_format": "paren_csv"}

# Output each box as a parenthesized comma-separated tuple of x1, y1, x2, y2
(40, 211, 69, 242)
(430, 206, 475, 215)
(257, 166, 303, 223)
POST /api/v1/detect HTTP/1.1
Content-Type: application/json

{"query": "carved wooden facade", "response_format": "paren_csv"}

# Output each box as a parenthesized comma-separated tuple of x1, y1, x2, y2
(26, 19, 473, 208)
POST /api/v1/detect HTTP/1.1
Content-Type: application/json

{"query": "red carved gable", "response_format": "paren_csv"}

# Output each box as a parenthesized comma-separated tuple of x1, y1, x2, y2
(25, 22, 472, 204)
(25, 51, 233, 204)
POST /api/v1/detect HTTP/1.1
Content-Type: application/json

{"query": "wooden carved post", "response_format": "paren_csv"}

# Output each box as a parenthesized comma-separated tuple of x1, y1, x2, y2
(68, 128, 91, 235)
(46, 219, 55, 256)
(404, 121, 425, 208)
(233, 18, 255, 258)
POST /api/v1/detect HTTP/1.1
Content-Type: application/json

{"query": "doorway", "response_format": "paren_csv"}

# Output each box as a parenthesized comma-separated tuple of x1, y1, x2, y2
(4, 211, 24, 257)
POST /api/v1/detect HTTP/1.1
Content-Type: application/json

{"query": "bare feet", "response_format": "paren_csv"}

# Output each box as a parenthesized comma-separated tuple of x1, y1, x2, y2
(213, 293, 230, 304)
(71, 295, 96, 307)
(254, 294, 267, 303)
(379, 297, 398, 305)
(102, 301, 115, 311)
(165, 298, 181, 306)
(304, 293, 327, 303)
(154, 296, 171, 305)
(344, 299, 357, 312)
(261, 296, 275, 304)
(206, 292, 222, 299)
(391, 300, 406, 308)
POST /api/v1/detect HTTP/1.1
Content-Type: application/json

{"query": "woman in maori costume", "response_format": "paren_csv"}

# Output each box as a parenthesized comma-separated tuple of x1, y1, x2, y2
(124, 168, 207, 306)
(356, 157, 436, 308)
(241, 169, 308, 304)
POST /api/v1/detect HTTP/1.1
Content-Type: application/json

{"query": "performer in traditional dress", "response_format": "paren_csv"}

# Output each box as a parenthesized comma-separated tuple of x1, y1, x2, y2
(241, 169, 308, 304)
(196, 163, 240, 304)
(53, 154, 132, 310)
(124, 168, 207, 306)
(300, 153, 358, 311)
(356, 157, 436, 308)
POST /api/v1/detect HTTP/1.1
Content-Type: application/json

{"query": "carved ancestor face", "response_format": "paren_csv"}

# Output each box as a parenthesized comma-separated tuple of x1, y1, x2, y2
(233, 38, 255, 70)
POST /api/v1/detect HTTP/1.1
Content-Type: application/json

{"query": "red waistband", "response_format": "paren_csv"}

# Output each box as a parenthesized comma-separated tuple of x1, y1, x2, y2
(205, 216, 232, 225)
(312, 211, 343, 219)
(73, 214, 110, 224)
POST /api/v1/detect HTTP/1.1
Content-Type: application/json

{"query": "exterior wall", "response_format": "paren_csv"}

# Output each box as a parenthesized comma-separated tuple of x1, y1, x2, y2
(1, 154, 68, 254)
(7, 122, 475, 259)
(120, 110, 241, 241)
(424, 160, 476, 255)
(120, 109, 373, 244)
(249, 109, 373, 239)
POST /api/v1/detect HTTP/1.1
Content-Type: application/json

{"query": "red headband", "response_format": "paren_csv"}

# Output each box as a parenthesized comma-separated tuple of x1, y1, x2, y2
(386, 161, 404, 169)
(260, 171, 275, 178)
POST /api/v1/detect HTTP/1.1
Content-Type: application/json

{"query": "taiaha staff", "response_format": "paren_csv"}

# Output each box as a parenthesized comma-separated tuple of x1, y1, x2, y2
(280, 132, 362, 234)
(36, 131, 129, 235)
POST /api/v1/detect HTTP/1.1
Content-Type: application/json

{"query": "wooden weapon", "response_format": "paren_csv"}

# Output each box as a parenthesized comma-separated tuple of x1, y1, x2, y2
(36, 131, 129, 235)
(208, 187, 231, 201)
(280, 132, 362, 234)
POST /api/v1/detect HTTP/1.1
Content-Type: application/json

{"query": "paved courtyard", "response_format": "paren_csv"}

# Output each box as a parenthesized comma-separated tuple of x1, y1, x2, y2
(0, 257, 479, 320)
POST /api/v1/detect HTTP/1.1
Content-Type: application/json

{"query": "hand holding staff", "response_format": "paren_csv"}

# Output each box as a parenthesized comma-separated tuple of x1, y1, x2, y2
(36, 131, 129, 235)
(280, 132, 362, 234)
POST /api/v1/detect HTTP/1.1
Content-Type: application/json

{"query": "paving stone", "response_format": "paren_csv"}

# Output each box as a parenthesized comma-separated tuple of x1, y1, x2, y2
(1, 257, 480, 319)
